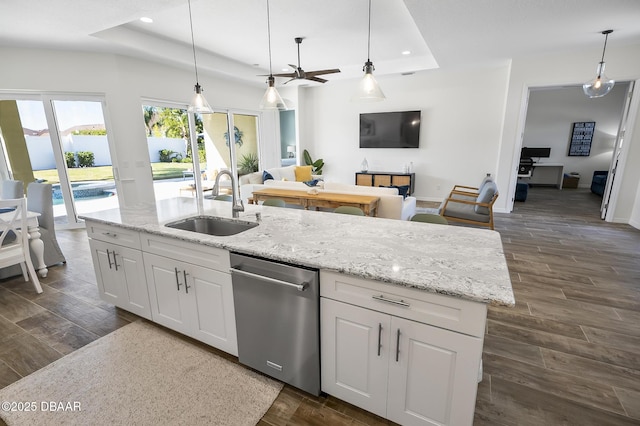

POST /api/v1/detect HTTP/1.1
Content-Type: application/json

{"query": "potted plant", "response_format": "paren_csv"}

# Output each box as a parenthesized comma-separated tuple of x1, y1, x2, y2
(303, 149, 324, 175)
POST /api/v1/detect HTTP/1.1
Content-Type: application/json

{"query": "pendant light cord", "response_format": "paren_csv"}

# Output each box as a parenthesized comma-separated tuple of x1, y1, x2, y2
(266, 0, 273, 76)
(597, 30, 613, 78)
(367, 0, 372, 62)
(600, 31, 610, 64)
(187, 0, 200, 84)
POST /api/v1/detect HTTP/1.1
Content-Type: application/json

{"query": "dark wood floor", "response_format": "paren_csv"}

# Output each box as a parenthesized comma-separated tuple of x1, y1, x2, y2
(1, 187, 639, 425)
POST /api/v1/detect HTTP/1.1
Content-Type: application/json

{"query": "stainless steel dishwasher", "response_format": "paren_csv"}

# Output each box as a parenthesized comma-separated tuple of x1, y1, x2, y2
(229, 252, 320, 396)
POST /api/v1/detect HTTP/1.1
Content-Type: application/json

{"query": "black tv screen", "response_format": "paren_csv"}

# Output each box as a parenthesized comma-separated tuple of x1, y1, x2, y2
(359, 111, 421, 148)
(521, 147, 551, 158)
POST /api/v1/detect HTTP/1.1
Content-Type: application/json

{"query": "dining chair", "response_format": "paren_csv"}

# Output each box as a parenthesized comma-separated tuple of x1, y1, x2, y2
(0, 198, 42, 293)
(410, 213, 449, 225)
(262, 198, 286, 207)
(334, 206, 365, 216)
(26, 182, 66, 267)
(1, 180, 23, 200)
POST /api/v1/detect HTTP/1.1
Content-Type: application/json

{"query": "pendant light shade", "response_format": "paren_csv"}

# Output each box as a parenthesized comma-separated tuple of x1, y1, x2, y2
(186, 0, 213, 113)
(260, 0, 287, 110)
(583, 30, 615, 99)
(353, 0, 385, 102)
(259, 76, 287, 110)
(189, 83, 213, 113)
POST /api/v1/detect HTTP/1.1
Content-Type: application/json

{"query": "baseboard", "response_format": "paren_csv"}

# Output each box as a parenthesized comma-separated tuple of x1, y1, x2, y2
(627, 217, 640, 230)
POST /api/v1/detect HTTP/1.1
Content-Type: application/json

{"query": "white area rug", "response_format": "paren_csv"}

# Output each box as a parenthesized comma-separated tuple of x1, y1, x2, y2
(0, 321, 283, 425)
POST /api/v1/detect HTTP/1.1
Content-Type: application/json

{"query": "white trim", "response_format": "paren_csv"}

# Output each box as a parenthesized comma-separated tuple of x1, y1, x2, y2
(604, 80, 640, 222)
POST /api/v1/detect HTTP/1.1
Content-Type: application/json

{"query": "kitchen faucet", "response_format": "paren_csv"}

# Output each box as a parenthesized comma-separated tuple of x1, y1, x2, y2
(214, 169, 244, 218)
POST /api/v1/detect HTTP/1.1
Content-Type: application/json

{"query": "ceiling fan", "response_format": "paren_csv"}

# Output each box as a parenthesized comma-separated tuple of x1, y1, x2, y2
(273, 37, 341, 84)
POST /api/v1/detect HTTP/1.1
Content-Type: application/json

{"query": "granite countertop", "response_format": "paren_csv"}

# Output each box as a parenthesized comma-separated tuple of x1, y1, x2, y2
(80, 197, 515, 307)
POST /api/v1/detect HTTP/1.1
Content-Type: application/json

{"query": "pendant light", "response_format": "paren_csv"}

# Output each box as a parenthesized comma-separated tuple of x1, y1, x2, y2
(353, 0, 385, 101)
(583, 30, 615, 99)
(186, 0, 213, 113)
(259, 0, 287, 110)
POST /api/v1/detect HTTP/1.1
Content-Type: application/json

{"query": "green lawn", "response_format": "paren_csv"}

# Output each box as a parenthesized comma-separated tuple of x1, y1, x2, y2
(33, 163, 201, 184)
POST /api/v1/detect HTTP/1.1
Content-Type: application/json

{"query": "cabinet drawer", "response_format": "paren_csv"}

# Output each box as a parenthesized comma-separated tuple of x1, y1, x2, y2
(141, 233, 230, 272)
(320, 271, 486, 337)
(86, 221, 141, 249)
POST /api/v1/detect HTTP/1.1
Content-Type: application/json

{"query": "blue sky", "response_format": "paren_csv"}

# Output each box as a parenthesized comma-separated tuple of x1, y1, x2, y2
(17, 100, 105, 132)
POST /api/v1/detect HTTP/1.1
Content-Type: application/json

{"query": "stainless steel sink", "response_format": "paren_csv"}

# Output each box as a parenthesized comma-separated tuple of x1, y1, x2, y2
(165, 215, 258, 236)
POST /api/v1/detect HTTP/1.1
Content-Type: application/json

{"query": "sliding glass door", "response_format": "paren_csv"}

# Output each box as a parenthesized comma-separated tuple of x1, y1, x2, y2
(0, 94, 119, 226)
(141, 102, 260, 203)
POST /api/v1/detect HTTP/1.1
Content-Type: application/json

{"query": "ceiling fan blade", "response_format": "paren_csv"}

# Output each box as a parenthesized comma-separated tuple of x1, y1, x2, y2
(306, 76, 328, 83)
(272, 72, 296, 78)
(306, 68, 341, 77)
(283, 77, 297, 84)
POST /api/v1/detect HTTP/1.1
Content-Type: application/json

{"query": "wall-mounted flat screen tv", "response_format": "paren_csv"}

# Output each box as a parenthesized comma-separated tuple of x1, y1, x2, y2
(359, 110, 421, 148)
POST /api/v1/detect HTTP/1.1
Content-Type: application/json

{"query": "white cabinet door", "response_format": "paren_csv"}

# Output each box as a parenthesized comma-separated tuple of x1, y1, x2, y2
(187, 263, 237, 356)
(387, 316, 483, 426)
(144, 252, 238, 356)
(144, 252, 191, 334)
(89, 239, 150, 319)
(321, 298, 390, 417)
(90, 239, 121, 304)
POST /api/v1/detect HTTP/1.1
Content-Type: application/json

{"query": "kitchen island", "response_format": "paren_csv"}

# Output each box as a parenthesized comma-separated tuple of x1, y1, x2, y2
(82, 197, 514, 426)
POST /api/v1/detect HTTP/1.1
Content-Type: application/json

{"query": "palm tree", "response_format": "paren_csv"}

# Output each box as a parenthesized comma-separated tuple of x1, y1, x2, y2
(142, 106, 160, 136)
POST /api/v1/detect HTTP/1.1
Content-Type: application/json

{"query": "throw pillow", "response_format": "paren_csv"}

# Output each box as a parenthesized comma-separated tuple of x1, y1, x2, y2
(248, 172, 263, 184)
(262, 170, 274, 182)
(474, 181, 497, 215)
(303, 179, 319, 187)
(295, 165, 313, 182)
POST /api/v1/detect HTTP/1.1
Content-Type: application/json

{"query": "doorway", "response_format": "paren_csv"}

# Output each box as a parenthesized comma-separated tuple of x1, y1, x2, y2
(512, 82, 634, 220)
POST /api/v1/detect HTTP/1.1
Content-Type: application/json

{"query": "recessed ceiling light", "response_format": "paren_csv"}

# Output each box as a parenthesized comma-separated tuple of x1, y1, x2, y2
(140, 17, 153, 23)
(282, 67, 289, 71)
(402, 50, 411, 55)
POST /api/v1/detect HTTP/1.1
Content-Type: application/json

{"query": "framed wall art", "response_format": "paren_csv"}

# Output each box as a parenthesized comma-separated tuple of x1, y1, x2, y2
(568, 121, 595, 156)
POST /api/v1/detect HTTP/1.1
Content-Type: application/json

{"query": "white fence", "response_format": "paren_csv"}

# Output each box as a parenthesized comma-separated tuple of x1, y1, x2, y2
(25, 135, 187, 170)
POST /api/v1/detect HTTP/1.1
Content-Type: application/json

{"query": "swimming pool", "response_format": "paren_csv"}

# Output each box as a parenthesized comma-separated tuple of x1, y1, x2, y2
(52, 181, 116, 205)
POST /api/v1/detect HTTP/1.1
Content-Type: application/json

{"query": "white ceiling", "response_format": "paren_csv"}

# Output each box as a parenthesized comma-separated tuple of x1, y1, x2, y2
(2, 0, 640, 88)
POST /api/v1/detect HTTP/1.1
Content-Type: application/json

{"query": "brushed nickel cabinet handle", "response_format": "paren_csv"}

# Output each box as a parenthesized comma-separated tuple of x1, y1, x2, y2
(113, 252, 119, 271)
(377, 323, 382, 357)
(175, 267, 182, 290)
(106, 249, 113, 269)
(372, 294, 410, 307)
(396, 329, 401, 362)
(183, 271, 190, 294)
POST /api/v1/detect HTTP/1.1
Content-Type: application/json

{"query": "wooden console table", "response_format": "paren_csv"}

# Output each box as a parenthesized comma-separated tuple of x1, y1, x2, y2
(355, 171, 415, 195)
(252, 188, 380, 217)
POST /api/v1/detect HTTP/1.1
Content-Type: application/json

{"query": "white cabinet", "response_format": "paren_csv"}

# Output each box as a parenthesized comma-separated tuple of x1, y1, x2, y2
(142, 236, 237, 356)
(86, 221, 237, 356)
(87, 221, 151, 320)
(321, 271, 485, 426)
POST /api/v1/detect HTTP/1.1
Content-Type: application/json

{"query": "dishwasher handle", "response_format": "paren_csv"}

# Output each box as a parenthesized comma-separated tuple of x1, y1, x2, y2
(230, 267, 308, 291)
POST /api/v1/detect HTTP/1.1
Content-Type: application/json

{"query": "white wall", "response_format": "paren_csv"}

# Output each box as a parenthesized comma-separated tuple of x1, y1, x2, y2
(496, 42, 640, 224)
(522, 83, 629, 187)
(297, 64, 511, 201)
(0, 46, 272, 208)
